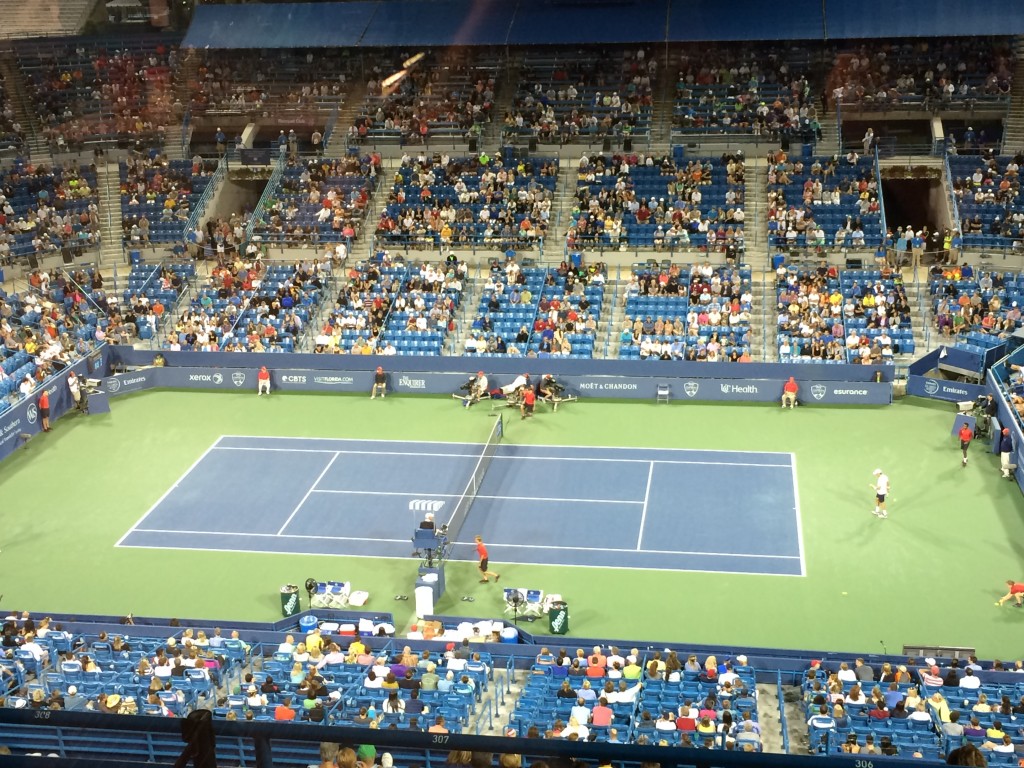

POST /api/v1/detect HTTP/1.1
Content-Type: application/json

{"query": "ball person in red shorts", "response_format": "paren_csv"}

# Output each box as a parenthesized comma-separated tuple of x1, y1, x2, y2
(475, 535, 500, 584)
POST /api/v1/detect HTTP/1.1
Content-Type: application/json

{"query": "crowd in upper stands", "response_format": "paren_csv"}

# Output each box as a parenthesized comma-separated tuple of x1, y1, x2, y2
(351, 51, 497, 144)
(187, 48, 354, 116)
(18, 39, 177, 153)
(672, 43, 816, 140)
(825, 37, 1013, 110)
(508, 48, 654, 143)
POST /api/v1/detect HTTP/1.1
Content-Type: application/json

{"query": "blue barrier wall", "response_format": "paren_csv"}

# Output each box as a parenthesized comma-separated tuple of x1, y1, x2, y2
(0, 357, 102, 465)
(906, 376, 988, 403)
(101, 365, 893, 405)
(106, 347, 892, 382)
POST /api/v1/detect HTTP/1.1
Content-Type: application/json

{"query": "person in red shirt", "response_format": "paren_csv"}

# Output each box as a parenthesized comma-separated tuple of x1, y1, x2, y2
(474, 535, 500, 584)
(781, 377, 799, 409)
(257, 366, 271, 396)
(273, 696, 296, 720)
(520, 386, 535, 420)
(958, 422, 974, 467)
(38, 388, 51, 432)
(996, 579, 1024, 607)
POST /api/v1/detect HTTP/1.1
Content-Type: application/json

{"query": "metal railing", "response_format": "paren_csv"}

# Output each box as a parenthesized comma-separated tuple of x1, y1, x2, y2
(184, 159, 226, 243)
(943, 152, 963, 236)
(243, 154, 286, 244)
(180, 108, 191, 158)
(873, 144, 888, 237)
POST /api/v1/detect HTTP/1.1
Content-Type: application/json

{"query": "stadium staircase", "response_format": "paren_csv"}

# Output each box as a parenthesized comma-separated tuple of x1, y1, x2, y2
(746, 157, 769, 266)
(551, 163, 579, 249)
(649, 63, 675, 155)
(815, 106, 841, 157)
(596, 275, 627, 359)
(1001, 35, 1024, 155)
(327, 79, 369, 159)
(97, 162, 125, 266)
(168, 51, 199, 160)
(0, 46, 48, 159)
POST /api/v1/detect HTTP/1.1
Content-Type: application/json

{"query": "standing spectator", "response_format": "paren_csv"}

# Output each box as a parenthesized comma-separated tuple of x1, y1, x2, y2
(67, 371, 85, 413)
(781, 377, 799, 409)
(257, 366, 271, 396)
(870, 468, 889, 519)
(475, 535, 500, 584)
(371, 366, 387, 399)
(215, 128, 226, 155)
(1000, 428, 1014, 479)
(311, 130, 322, 156)
(959, 422, 974, 467)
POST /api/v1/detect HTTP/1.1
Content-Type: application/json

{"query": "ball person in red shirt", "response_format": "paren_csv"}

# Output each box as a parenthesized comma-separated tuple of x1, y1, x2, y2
(474, 535, 500, 584)
(781, 377, 798, 409)
(958, 421, 974, 467)
(38, 387, 51, 432)
(520, 386, 535, 420)
(257, 366, 271, 396)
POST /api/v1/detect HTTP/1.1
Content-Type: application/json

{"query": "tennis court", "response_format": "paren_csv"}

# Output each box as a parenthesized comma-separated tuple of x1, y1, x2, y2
(117, 419, 804, 576)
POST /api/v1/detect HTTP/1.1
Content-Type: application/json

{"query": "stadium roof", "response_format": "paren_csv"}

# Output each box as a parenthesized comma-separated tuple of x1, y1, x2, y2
(183, 0, 1024, 49)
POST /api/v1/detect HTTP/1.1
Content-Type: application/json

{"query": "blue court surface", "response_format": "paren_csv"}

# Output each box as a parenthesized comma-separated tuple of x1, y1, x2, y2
(118, 436, 805, 577)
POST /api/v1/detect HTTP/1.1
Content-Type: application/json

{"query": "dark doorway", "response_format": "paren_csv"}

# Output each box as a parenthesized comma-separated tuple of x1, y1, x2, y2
(881, 178, 945, 235)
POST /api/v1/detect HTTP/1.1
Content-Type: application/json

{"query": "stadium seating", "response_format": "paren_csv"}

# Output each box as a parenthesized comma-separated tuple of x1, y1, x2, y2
(618, 263, 752, 361)
(351, 50, 499, 144)
(17, 36, 177, 151)
(949, 155, 1024, 249)
(768, 154, 883, 250)
(568, 152, 745, 253)
(377, 153, 557, 250)
(120, 157, 215, 245)
(508, 49, 654, 143)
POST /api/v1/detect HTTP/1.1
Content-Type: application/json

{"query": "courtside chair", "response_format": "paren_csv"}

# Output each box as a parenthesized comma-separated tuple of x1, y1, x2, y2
(656, 384, 671, 404)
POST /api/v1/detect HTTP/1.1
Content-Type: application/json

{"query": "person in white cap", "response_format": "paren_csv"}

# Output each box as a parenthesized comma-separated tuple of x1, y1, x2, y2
(870, 469, 890, 518)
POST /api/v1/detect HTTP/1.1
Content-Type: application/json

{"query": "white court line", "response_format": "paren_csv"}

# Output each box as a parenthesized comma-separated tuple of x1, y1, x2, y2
(308, 489, 644, 505)
(448, 540, 801, 560)
(114, 436, 223, 547)
(212, 445, 788, 468)
(131, 528, 406, 544)
(127, 526, 799, 560)
(219, 433, 789, 459)
(275, 452, 340, 536)
(791, 453, 807, 577)
(114, 541, 806, 578)
(636, 461, 654, 551)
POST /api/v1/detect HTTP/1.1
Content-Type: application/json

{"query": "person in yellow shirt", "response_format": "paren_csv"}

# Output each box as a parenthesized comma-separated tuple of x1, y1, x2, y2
(305, 628, 324, 655)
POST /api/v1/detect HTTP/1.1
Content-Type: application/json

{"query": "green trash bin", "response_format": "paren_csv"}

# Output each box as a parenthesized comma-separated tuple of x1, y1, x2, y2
(548, 601, 569, 635)
(280, 584, 300, 617)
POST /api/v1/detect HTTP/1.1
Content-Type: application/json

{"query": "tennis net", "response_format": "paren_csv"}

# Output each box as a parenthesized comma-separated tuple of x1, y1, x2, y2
(444, 414, 503, 541)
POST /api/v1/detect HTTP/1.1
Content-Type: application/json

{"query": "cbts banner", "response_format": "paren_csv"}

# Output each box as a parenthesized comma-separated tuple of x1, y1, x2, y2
(101, 366, 892, 405)
(906, 375, 988, 404)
